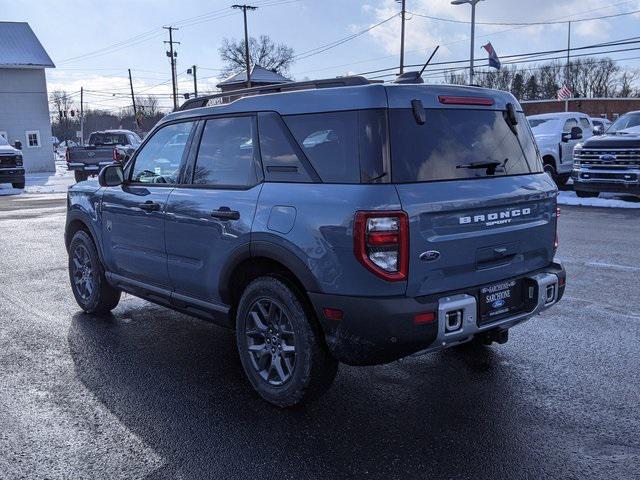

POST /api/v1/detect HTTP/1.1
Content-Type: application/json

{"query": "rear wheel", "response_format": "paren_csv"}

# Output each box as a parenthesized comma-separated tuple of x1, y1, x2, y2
(12, 181, 25, 189)
(74, 171, 88, 183)
(69, 230, 121, 314)
(236, 276, 338, 407)
(576, 190, 599, 198)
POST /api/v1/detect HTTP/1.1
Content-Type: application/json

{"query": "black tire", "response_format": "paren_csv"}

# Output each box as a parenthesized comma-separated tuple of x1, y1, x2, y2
(575, 190, 599, 198)
(68, 230, 121, 314)
(236, 276, 338, 408)
(12, 181, 25, 189)
(555, 173, 570, 188)
(74, 171, 88, 183)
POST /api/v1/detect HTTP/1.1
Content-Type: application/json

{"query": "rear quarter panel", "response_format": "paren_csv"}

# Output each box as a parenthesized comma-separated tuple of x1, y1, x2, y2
(253, 183, 406, 296)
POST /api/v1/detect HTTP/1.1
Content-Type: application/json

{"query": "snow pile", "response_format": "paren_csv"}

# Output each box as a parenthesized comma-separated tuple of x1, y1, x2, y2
(558, 191, 640, 209)
(0, 161, 74, 196)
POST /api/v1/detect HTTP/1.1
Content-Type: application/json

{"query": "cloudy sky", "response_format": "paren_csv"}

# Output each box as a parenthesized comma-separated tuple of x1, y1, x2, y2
(4, 0, 640, 111)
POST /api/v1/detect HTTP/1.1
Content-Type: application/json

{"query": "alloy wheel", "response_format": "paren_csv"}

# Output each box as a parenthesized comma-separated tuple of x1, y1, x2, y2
(71, 244, 95, 301)
(245, 298, 297, 386)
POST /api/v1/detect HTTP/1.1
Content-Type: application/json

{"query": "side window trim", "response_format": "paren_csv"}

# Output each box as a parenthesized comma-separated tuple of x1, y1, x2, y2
(126, 119, 197, 185)
(257, 111, 321, 183)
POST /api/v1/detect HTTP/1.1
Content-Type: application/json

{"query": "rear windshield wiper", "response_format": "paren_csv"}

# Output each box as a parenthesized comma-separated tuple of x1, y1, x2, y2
(456, 161, 503, 170)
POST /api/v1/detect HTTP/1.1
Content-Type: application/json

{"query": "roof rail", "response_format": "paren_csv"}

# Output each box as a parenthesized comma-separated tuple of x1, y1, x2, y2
(177, 76, 374, 111)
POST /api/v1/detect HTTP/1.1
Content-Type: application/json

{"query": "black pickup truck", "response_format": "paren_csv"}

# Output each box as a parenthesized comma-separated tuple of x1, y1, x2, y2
(66, 130, 141, 182)
(573, 111, 640, 198)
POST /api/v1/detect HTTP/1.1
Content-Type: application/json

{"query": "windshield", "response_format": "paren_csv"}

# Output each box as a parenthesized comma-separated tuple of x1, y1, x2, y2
(89, 133, 128, 146)
(0, 136, 8, 146)
(391, 109, 542, 183)
(607, 112, 640, 134)
(528, 117, 558, 134)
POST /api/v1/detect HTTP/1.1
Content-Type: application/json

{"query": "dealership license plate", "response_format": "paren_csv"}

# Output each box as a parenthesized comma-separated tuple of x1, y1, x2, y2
(479, 279, 524, 322)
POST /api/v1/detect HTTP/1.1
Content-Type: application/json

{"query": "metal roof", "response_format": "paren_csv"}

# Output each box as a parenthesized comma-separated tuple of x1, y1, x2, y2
(217, 65, 290, 87)
(0, 22, 54, 68)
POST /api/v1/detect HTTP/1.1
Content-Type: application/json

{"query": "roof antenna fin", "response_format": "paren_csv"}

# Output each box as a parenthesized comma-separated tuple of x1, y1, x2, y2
(394, 45, 440, 84)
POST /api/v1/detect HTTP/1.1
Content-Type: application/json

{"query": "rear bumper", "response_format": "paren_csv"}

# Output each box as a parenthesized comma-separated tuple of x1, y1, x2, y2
(309, 262, 566, 366)
(67, 161, 113, 172)
(0, 167, 25, 184)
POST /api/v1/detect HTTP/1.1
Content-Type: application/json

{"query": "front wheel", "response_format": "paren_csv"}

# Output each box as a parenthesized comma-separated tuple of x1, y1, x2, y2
(236, 277, 338, 408)
(69, 230, 121, 314)
(576, 190, 599, 198)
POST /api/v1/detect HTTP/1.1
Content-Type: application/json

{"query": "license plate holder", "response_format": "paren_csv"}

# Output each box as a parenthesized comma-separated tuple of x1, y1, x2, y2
(479, 279, 524, 323)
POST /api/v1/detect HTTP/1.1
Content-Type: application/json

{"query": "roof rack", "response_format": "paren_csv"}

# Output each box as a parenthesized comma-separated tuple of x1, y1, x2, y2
(177, 76, 374, 111)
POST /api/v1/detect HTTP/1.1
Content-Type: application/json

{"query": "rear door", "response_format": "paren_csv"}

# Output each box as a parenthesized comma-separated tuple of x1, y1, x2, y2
(165, 115, 262, 304)
(388, 103, 557, 298)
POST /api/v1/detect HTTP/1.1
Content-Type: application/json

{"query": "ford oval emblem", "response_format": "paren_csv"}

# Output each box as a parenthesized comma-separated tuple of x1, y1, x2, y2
(492, 299, 506, 309)
(419, 250, 441, 262)
(599, 154, 616, 162)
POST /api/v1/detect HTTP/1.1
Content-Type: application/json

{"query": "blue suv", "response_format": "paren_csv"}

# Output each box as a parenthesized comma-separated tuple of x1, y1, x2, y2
(65, 76, 565, 407)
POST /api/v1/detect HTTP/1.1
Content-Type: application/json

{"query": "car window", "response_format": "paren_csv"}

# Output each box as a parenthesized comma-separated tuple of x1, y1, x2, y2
(592, 120, 602, 129)
(130, 121, 195, 184)
(258, 112, 313, 183)
(563, 119, 578, 133)
(283, 110, 387, 183)
(193, 116, 258, 187)
(579, 118, 591, 131)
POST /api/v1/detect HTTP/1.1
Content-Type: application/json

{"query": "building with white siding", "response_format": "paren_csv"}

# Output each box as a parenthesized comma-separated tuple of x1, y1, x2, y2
(0, 22, 55, 173)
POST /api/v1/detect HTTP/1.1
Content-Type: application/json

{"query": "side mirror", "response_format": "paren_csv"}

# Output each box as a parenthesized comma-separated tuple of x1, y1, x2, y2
(570, 126, 583, 140)
(98, 164, 124, 187)
(561, 133, 570, 143)
(593, 125, 603, 135)
(13, 140, 22, 150)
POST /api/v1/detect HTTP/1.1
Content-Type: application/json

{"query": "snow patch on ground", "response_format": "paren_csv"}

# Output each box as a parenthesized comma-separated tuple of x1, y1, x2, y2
(558, 191, 640, 209)
(0, 161, 74, 196)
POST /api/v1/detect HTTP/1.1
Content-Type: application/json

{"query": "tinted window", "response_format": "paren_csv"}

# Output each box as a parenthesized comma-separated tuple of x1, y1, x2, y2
(563, 119, 578, 133)
(284, 110, 387, 183)
(131, 121, 194, 184)
(193, 116, 258, 186)
(258, 112, 312, 183)
(390, 109, 542, 183)
(579, 118, 591, 131)
(90, 133, 128, 146)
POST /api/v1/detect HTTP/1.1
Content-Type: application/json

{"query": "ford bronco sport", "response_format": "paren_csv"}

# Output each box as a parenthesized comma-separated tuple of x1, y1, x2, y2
(65, 76, 565, 407)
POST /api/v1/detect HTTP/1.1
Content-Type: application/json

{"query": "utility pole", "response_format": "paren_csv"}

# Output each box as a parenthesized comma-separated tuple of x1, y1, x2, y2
(398, 0, 406, 75)
(232, 4, 258, 88)
(191, 65, 198, 97)
(163, 26, 180, 110)
(128, 69, 138, 130)
(80, 87, 84, 146)
(565, 21, 571, 112)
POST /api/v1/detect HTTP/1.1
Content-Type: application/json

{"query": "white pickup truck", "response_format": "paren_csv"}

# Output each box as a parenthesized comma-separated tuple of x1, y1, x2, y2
(528, 112, 594, 186)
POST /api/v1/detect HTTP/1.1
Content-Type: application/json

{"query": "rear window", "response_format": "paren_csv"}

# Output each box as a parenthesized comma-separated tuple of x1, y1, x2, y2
(390, 109, 542, 183)
(90, 133, 128, 146)
(283, 110, 387, 183)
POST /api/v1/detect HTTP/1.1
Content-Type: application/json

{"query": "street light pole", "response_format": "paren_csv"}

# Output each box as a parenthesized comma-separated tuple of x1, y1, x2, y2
(451, 0, 483, 85)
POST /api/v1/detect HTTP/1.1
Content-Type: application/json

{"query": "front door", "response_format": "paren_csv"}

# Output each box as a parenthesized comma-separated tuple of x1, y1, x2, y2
(165, 115, 262, 304)
(561, 117, 580, 168)
(101, 120, 196, 288)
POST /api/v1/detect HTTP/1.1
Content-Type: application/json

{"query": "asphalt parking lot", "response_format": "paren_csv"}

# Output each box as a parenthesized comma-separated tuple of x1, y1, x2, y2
(0, 193, 639, 480)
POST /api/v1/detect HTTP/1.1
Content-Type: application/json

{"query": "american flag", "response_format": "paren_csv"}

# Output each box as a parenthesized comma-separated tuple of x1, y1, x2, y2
(557, 86, 572, 100)
(482, 42, 502, 70)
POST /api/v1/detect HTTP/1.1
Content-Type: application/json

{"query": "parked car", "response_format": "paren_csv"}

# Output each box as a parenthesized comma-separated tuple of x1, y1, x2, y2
(65, 78, 565, 407)
(573, 110, 640, 198)
(0, 135, 25, 189)
(590, 117, 612, 135)
(528, 112, 594, 186)
(66, 130, 141, 183)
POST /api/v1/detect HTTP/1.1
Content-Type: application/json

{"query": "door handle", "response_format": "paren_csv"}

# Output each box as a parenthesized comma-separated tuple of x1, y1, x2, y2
(211, 207, 240, 220)
(139, 200, 160, 212)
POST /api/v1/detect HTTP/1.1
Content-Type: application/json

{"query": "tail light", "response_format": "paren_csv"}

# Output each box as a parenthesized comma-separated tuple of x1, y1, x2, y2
(354, 211, 409, 281)
(554, 206, 560, 254)
(113, 148, 118, 162)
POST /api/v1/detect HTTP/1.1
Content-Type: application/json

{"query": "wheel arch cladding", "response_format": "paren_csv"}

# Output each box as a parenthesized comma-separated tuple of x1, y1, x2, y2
(65, 212, 104, 263)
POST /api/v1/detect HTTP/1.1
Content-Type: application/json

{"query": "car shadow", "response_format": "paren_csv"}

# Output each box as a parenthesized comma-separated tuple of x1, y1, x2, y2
(68, 306, 543, 480)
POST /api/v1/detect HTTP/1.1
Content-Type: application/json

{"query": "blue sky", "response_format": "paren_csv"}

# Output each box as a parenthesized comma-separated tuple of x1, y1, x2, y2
(5, 0, 640, 110)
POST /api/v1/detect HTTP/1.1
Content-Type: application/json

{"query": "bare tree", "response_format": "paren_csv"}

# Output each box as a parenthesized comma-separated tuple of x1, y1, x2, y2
(219, 35, 295, 77)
